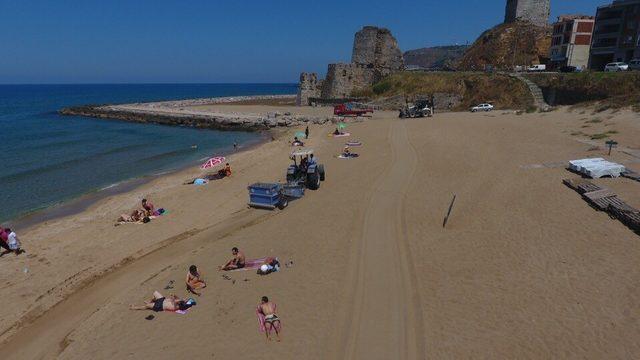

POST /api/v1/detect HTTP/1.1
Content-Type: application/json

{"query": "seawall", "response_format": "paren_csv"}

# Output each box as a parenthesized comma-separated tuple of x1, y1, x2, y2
(59, 95, 334, 131)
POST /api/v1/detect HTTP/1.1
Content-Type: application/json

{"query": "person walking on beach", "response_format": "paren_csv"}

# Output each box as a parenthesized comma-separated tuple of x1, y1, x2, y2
(233, 141, 238, 151)
(257, 296, 282, 342)
(305, 126, 309, 139)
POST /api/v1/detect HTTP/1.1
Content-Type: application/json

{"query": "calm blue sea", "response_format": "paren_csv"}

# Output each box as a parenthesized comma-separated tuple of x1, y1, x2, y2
(0, 84, 296, 222)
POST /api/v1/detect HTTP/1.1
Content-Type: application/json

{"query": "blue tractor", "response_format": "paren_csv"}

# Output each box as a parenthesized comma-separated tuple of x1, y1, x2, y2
(286, 149, 325, 190)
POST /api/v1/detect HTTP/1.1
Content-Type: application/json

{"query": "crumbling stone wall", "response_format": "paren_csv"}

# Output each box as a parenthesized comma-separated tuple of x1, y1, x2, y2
(320, 63, 374, 99)
(296, 72, 322, 106)
(504, 0, 551, 27)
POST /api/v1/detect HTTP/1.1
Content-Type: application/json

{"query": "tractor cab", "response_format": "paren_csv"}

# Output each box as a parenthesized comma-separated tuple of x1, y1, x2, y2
(287, 149, 325, 190)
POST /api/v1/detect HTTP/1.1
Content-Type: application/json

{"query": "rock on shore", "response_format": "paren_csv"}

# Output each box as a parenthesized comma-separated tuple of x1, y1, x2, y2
(59, 95, 334, 132)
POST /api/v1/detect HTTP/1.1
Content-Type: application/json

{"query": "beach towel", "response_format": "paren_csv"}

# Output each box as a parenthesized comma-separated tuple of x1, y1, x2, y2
(346, 141, 362, 146)
(256, 303, 282, 333)
(228, 257, 269, 271)
(338, 154, 359, 159)
(333, 132, 351, 138)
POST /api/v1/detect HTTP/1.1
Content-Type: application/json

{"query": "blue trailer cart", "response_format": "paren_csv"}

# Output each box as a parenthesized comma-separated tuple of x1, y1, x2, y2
(247, 182, 305, 210)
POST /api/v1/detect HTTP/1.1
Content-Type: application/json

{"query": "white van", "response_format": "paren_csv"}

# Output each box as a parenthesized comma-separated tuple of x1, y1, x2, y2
(527, 64, 546, 72)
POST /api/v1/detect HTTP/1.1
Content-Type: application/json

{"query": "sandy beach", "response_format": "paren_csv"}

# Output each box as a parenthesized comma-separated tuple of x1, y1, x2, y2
(1, 105, 640, 359)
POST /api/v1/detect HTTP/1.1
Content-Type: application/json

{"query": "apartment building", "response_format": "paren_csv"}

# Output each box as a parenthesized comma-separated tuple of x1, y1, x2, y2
(549, 15, 595, 69)
(589, 0, 640, 70)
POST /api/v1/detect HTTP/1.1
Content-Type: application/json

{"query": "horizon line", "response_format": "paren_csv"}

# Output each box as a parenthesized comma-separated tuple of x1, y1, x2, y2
(0, 82, 299, 86)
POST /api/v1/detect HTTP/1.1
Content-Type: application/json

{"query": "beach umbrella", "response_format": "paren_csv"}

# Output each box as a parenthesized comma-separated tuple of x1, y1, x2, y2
(295, 131, 306, 138)
(338, 122, 347, 130)
(200, 156, 225, 170)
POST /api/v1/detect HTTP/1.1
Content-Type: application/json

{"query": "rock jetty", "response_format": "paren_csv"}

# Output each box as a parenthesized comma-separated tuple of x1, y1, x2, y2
(59, 95, 334, 132)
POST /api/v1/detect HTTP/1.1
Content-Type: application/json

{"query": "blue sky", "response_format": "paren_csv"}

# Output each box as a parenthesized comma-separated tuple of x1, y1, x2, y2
(0, 0, 606, 84)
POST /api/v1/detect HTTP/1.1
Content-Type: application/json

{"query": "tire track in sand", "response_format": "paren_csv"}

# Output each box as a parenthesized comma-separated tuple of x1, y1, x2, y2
(333, 121, 425, 359)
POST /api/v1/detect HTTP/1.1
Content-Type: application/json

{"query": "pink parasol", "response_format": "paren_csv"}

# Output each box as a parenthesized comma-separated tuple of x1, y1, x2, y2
(200, 156, 226, 170)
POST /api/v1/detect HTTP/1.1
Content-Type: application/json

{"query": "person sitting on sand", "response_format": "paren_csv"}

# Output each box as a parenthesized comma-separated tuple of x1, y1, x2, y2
(186, 265, 206, 296)
(219, 247, 245, 271)
(217, 163, 232, 178)
(334, 128, 341, 135)
(257, 296, 282, 342)
(343, 146, 351, 156)
(141, 198, 155, 216)
(4, 228, 23, 255)
(129, 291, 190, 312)
(257, 257, 280, 275)
(0, 227, 13, 256)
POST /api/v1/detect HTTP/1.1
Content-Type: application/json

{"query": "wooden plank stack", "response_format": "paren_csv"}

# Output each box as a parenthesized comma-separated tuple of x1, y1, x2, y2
(563, 178, 640, 234)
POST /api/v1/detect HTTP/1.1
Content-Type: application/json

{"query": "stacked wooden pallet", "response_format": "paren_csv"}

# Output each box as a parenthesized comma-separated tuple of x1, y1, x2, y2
(563, 178, 640, 234)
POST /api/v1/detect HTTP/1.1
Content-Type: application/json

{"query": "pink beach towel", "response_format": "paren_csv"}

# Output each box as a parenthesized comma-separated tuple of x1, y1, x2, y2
(229, 257, 269, 271)
(256, 303, 281, 333)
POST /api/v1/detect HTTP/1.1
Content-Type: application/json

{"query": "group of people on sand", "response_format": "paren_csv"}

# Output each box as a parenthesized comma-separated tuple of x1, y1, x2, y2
(116, 198, 164, 225)
(130, 246, 283, 341)
(0, 226, 23, 256)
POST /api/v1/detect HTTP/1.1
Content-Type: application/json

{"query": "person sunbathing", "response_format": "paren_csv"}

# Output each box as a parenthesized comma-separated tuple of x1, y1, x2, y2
(116, 209, 148, 224)
(129, 291, 189, 312)
(219, 247, 245, 271)
(186, 265, 206, 296)
(334, 128, 341, 135)
(292, 137, 304, 146)
(258, 296, 282, 342)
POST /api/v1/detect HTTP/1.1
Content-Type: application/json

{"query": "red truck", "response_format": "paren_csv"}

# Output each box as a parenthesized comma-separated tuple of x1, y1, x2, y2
(333, 103, 374, 117)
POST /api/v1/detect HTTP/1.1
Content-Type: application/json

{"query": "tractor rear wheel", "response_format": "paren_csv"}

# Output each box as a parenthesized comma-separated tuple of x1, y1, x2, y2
(277, 196, 288, 210)
(307, 172, 320, 190)
(318, 164, 325, 181)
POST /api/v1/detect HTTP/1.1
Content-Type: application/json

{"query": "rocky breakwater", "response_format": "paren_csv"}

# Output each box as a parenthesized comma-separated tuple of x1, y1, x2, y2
(60, 95, 334, 131)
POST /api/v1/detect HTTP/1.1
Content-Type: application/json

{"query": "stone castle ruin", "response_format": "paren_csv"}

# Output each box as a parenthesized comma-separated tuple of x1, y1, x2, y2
(504, 0, 551, 27)
(297, 26, 404, 106)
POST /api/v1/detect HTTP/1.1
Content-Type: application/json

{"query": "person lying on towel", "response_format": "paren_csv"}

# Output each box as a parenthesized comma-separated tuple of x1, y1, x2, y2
(219, 247, 245, 271)
(129, 291, 190, 312)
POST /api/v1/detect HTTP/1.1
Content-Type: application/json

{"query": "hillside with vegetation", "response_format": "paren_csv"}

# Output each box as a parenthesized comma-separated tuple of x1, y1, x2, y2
(353, 72, 533, 110)
(456, 22, 551, 71)
(403, 45, 469, 70)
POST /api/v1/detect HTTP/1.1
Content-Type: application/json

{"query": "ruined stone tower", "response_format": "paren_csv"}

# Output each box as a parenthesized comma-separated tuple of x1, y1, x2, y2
(320, 26, 404, 100)
(504, 0, 551, 27)
(296, 73, 322, 106)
